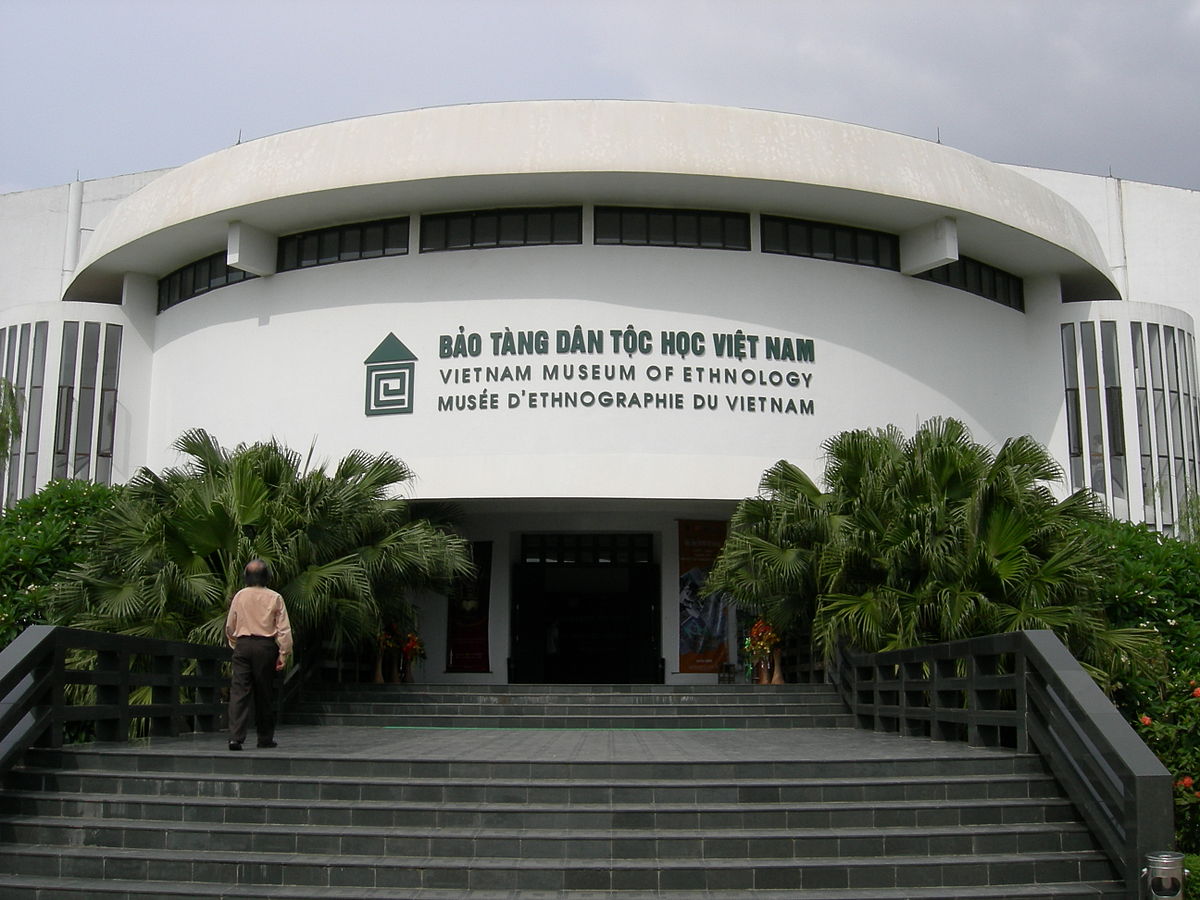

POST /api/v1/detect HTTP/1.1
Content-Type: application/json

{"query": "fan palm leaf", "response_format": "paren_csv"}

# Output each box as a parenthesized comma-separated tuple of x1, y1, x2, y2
(706, 417, 1158, 687)
(49, 430, 473, 654)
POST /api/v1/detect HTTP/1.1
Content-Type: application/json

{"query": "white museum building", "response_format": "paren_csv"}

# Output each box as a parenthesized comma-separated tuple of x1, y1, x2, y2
(2, 100, 1198, 684)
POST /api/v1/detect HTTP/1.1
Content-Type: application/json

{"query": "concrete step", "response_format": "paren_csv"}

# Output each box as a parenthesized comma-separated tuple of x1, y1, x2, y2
(286, 682, 858, 729)
(0, 813, 1101, 858)
(5, 765, 1066, 805)
(0, 874, 1128, 898)
(293, 684, 845, 705)
(16, 741, 1053, 780)
(0, 788, 1086, 831)
(285, 710, 858, 728)
(0, 843, 1120, 892)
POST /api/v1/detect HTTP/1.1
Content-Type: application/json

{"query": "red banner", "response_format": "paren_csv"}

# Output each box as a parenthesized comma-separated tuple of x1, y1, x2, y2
(446, 541, 492, 673)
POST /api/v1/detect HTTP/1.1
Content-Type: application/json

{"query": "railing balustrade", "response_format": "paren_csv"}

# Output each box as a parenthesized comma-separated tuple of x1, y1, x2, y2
(0, 625, 230, 773)
(831, 629, 1174, 895)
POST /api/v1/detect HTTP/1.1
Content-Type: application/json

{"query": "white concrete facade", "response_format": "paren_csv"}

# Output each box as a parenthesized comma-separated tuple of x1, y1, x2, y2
(2, 101, 1197, 683)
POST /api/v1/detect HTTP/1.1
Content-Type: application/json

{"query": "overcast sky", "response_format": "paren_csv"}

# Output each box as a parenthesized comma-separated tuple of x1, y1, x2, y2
(3, 0, 1198, 195)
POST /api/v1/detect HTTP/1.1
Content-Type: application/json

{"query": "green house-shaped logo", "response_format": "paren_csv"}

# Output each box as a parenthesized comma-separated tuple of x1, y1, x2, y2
(365, 333, 418, 416)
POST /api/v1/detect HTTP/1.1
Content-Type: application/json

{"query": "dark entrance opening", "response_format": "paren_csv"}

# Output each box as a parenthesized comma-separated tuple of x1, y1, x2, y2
(509, 533, 661, 684)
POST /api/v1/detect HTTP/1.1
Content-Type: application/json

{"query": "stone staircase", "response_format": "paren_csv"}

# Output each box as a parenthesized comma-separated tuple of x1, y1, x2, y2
(0, 683, 1126, 898)
(285, 682, 858, 729)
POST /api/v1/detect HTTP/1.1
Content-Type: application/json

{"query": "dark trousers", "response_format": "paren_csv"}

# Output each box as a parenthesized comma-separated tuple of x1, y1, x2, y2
(229, 636, 279, 744)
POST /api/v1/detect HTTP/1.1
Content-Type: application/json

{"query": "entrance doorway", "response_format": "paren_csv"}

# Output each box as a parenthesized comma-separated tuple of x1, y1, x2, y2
(509, 533, 661, 684)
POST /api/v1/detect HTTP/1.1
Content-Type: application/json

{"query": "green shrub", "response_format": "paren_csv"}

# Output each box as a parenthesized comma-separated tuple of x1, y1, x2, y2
(0, 479, 119, 646)
(1089, 518, 1200, 851)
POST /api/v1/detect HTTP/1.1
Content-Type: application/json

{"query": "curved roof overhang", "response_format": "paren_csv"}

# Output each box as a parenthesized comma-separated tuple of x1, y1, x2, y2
(65, 100, 1120, 303)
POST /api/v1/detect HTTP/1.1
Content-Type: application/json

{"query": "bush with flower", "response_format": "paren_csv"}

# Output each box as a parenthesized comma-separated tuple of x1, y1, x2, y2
(744, 619, 780, 661)
(1091, 517, 1200, 851)
(401, 631, 426, 663)
(378, 622, 402, 650)
(1135, 679, 1200, 849)
(0, 479, 120, 648)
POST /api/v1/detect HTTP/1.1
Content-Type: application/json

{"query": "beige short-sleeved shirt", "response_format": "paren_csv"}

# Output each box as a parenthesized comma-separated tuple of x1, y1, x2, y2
(224, 586, 294, 657)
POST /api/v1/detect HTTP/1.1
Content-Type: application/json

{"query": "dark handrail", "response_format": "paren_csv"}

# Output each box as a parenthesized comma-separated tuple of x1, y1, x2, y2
(0, 625, 231, 773)
(831, 630, 1173, 896)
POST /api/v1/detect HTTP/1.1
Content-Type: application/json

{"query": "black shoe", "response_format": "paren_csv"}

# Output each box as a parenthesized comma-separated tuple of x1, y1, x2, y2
(257, 740, 277, 749)
(228, 741, 242, 751)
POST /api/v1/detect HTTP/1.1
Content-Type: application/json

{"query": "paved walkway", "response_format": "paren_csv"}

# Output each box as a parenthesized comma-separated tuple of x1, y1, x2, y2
(115, 724, 1016, 765)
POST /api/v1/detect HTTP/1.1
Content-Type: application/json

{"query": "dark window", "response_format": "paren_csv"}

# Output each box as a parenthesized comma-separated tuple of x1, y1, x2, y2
(594, 208, 621, 244)
(361, 224, 384, 258)
(474, 214, 499, 248)
(420, 216, 446, 252)
(648, 211, 675, 246)
(914, 254, 1025, 312)
(834, 228, 855, 262)
(94, 324, 122, 486)
(157, 250, 259, 313)
(5, 325, 29, 505)
(300, 234, 319, 266)
(552, 208, 580, 243)
(499, 212, 525, 246)
(526, 211, 552, 244)
(446, 216, 472, 249)
(594, 207, 750, 251)
(383, 220, 408, 255)
(278, 217, 410, 271)
(22, 322, 48, 499)
(53, 321, 79, 479)
(318, 231, 339, 264)
(340, 226, 361, 261)
(622, 209, 649, 245)
(420, 207, 582, 253)
(812, 225, 834, 259)
(761, 214, 899, 272)
(73, 322, 100, 481)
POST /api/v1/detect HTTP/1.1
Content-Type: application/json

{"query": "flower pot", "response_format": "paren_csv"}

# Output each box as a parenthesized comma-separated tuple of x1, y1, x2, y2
(755, 660, 770, 684)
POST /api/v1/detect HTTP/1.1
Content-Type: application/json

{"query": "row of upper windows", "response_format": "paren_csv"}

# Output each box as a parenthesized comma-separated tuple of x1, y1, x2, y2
(157, 206, 1024, 312)
(158, 249, 257, 311)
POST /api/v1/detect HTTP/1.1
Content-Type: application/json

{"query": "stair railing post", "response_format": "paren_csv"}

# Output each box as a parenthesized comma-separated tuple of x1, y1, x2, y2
(1013, 641, 1030, 753)
(150, 650, 181, 738)
(94, 646, 129, 743)
(43, 633, 66, 749)
(194, 655, 220, 733)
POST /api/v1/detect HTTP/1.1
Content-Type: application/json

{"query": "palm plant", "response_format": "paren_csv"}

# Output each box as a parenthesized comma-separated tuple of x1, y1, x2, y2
(706, 418, 1159, 684)
(49, 429, 473, 655)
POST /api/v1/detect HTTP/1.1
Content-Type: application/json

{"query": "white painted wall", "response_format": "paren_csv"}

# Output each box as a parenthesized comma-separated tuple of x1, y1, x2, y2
(141, 231, 1046, 503)
(1011, 166, 1200, 316)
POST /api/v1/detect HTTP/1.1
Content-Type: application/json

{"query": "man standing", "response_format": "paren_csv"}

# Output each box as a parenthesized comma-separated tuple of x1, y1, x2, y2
(224, 559, 293, 751)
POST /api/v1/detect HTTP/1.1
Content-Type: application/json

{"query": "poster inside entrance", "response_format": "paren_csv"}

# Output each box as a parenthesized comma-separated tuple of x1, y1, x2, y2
(678, 520, 729, 673)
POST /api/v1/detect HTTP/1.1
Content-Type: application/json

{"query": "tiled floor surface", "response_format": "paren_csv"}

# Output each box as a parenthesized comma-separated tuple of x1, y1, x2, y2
(135, 724, 1015, 765)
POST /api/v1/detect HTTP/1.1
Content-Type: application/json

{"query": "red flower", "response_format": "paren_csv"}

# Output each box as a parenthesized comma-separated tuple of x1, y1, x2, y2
(1192, 687, 1200, 698)
(1140, 714, 1152, 726)
(1180, 776, 1195, 789)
